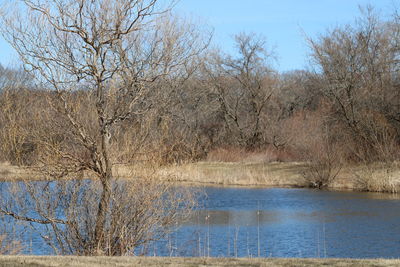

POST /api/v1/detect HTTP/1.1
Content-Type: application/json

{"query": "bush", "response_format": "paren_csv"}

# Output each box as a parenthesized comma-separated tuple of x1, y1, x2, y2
(0, 175, 196, 255)
(354, 162, 400, 193)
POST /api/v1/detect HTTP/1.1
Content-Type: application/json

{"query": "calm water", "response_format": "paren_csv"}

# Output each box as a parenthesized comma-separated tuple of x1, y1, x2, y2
(150, 187, 400, 258)
(6, 186, 400, 258)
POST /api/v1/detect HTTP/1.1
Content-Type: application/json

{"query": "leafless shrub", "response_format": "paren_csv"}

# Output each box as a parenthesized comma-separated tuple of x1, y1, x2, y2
(0, 212, 24, 255)
(351, 110, 400, 163)
(354, 162, 400, 193)
(0, 216, 23, 255)
(0, 175, 196, 255)
(283, 107, 342, 189)
(302, 150, 342, 189)
(300, 130, 343, 190)
(0, 235, 22, 255)
(352, 112, 400, 193)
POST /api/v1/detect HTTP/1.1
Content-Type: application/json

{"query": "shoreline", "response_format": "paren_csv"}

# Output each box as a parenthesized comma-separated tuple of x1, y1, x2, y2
(1, 161, 399, 193)
(0, 256, 399, 267)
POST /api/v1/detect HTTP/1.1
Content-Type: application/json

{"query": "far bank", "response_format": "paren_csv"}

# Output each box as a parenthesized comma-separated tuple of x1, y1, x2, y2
(1, 161, 400, 193)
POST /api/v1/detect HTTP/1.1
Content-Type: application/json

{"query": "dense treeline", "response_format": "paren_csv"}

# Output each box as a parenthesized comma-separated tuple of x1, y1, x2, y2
(1, 9, 400, 169)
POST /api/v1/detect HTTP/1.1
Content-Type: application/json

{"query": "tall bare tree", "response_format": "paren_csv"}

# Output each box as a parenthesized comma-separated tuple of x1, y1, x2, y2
(0, 0, 207, 255)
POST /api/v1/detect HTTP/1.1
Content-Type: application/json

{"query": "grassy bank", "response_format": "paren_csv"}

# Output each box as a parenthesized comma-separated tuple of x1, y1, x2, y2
(0, 256, 399, 267)
(0, 162, 41, 181)
(1, 161, 400, 192)
(0, 161, 308, 186)
(0, 161, 313, 187)
(158, 161, 400, 192)
(158, 161, 308, 187)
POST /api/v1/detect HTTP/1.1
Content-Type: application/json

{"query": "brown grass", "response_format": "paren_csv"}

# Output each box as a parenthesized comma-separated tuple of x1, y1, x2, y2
(159, 161, 308, 187)
(2, 160, 400, 192)
(0, 160, 308, 187)
(0, 256, 399, 267)
(0, 162, 41, 181)
(206, 147, 295, 163)
(353, 162, 400, 193)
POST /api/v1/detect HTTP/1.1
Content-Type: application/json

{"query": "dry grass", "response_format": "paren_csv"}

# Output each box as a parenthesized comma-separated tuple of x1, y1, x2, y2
(0, 256, 399, 267)
(0, 161, 308, 187)
(2, 160, 400, 192)
(352, 162, 400, 193)
(206, 147, 295, 163)
(0, 162, 41, 181)
(158, 161, 308, 187)
(154, 161, 400, 191)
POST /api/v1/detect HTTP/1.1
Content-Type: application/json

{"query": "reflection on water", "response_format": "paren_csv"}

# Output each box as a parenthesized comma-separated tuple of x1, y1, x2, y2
(185, 210, 281, 226)
(186, 209, 376, 226)
(153, 188, 400, 258)
(3, 185, 400, 258)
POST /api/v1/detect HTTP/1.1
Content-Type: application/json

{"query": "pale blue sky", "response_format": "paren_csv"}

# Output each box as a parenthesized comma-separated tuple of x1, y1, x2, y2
(0, 0, 397, 71)
(175, 0, 397, 72)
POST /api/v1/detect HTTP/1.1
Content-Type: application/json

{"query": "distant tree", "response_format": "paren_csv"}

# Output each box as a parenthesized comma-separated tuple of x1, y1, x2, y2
(307, 7, 400, 162)
(204, 33, 277, 148)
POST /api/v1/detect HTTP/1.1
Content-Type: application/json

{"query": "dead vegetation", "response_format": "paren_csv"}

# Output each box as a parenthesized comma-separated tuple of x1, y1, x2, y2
(354, 162, 400, 193)
(160, 161, 307, 187)
(0, 256, 399, 267)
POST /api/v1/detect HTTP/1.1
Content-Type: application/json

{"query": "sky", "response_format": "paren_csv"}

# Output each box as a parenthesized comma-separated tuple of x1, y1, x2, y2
(0, 0, 398, 72)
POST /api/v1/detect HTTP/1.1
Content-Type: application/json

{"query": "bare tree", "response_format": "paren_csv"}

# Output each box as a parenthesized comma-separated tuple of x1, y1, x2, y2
(0, 0, 208, 255)
(204, 33, 277, 148)
(307, 7, 400, 162)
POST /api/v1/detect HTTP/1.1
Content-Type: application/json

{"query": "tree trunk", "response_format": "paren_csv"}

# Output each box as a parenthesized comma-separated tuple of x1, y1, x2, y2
(94, 128, 113, 254)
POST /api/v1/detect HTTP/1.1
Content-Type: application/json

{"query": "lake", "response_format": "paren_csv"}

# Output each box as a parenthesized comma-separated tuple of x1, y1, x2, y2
(148, 187, 400, 258)
(5, 186, 400, 258)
